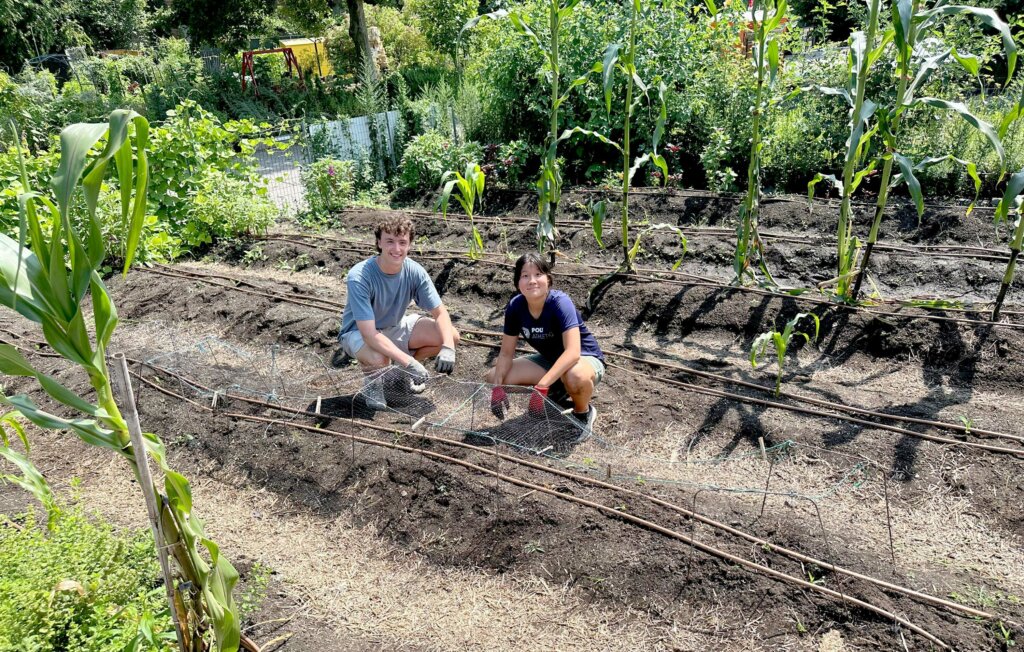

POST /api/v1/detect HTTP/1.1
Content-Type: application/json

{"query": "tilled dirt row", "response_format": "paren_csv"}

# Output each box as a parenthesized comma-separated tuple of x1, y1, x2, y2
(3, 193, 1024, 650)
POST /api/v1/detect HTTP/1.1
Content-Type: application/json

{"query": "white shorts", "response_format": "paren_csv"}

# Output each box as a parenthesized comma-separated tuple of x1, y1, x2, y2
(340, 313, 422, 358)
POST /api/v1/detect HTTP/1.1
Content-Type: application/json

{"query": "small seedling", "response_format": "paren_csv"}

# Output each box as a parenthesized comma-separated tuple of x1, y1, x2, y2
(995, 620, 1016, 649)
(437, 162, 486, 260)
(750, 312, 821, 396)
(524, 541, 545, 554)
(959, 415, 974, 435)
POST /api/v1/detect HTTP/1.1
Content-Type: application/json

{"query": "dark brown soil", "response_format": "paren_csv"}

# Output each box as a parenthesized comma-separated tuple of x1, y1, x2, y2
(3, 190, 1024, 650)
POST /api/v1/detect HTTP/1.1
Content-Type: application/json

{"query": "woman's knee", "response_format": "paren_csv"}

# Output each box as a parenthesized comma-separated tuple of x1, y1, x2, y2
(563, 364, 593, 393)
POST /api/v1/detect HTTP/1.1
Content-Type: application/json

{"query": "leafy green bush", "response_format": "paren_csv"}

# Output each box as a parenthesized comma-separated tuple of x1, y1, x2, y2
(185, 169, 278, 246)
(302, 158, 356, 217)
(0, 506, 174, 651)
(398, 130, 483, 191)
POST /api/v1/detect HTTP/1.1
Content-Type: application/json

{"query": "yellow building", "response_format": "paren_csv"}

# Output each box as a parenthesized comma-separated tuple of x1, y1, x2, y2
(279, 37, 332, 78)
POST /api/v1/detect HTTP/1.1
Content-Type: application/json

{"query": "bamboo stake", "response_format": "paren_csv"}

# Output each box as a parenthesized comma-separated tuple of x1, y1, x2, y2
(111, 354, 186, 652)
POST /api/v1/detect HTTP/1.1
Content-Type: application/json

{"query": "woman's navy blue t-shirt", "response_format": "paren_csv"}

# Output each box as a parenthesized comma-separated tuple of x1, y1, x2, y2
(502, 289, 604, 363)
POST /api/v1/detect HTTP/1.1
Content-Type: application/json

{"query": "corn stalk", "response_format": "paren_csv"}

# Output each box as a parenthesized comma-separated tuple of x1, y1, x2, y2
(561, 0, 677, 273)
(848, 1, 1016, 302)
(992, 169, 1024, 321)
(437, 162, 487, 259)
(807, 0, 885, 300)
(0, 113, 241, 652)
(708, 0, 787, 287)
(464, 0, 589, 249)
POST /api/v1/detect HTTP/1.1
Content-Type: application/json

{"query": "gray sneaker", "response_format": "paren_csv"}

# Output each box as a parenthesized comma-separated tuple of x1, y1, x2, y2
(362, 376, 387, 410)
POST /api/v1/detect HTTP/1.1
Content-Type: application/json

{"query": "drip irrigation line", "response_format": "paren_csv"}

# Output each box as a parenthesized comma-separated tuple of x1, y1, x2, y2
(230, 414, 949, 649)
(258, 233, 1024, 325)
(118, 265, 1024, 447)
(602, 360, 1024, 457)
(97, 358, 1024, 622)
(459, 327, 1024, 449)
(123, 365, 968, 642)
(604, 349, 1024, 445)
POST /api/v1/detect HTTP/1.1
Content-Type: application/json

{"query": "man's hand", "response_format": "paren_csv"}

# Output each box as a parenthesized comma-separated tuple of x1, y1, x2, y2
(490, 387, 511, 420)
(528, 385, 549, 417)
(436, 346, 456, 374)
(405, 358, 429, 392)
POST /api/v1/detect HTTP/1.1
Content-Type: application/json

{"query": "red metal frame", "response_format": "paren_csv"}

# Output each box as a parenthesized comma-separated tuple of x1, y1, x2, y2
(240, 47, 305, 96)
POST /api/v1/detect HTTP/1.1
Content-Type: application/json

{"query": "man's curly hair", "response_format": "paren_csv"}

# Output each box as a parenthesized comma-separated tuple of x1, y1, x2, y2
(374, 216, 415, 253)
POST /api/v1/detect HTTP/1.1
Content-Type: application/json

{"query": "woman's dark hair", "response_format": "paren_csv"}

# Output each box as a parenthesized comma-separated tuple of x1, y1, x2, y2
(513, 252, 554, 291)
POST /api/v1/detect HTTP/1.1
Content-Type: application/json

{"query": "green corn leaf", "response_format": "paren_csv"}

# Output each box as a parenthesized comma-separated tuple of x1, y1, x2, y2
(807, 173, 842, 209)
(91, 271, 118, 352)
(0, 231, 56, 325)
(651, 153, 669, 187)
(0, 394, 121, 453)
(917, 6, 1016, 83)
(767, 40, 780, 84)
(201, 537, 240, 652)
(436, 179, 458, 220)
(652, 81, 667, 150)
(628, 153, 651, 184)
(998, 88, 1023, 139)
(952, 49, 980, 77)
(123, 116, 150, 275)
(892, 153, 925, 219)
(904, 50, 952, 105)
(50, 122, 110, 221)
(472, 226, 484, 254)
(703, 0, 718, 15)
(0, 411, 29, 450)
(0, 443, 57, 525)
(588, 200, 607, 249)
(850, 159, 878, 194)
(602, 43, 622, 114)
(508, 13, 544, 53)
(915, 97, 1004, 167)
(891, 0, 913, 56)
(559, 127, 622, 152)
(995, 169, 1024, 224)
(0, 345, 98, 415)
(892, 155, 981, 214)
(165, 469, 194, 513)
(750, 332, 772, 367)
(809, 85, 853, 107)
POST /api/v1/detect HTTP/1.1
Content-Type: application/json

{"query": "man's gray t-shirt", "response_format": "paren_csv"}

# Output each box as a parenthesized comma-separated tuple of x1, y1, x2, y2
(339, 257, 442, 337)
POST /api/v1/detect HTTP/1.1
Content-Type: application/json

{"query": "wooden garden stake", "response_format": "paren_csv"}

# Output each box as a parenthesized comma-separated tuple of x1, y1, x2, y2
(111, 354, 187, 652)
(758, 455, 775, 518)
(758, 436, 767, 462)
(315, 396, 322, 414)
(211, 390, 219, 409)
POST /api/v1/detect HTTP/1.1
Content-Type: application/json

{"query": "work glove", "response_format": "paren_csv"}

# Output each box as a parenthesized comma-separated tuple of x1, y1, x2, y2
(435, 346, 456, 374)
(490, 387, 511, 420)
(405, 358, 429, 393)
(528, 385, 549, 417)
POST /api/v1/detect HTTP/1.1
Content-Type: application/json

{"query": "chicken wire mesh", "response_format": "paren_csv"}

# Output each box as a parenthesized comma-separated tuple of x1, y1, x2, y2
(126, 331, 872, 502)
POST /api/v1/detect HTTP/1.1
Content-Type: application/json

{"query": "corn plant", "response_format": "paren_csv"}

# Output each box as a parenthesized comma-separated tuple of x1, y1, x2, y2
(437, 161, 486, 259)
(1, 113, 241, 651)
(750, 312, 820, 396)
(992, 169, 1024, 321)
(562, 0, 684, 273)
(809, 0, 1015, 301)
(846, 1, 1016, 302)
(706, 0, 787, 287)
(464, 0, 591, 248)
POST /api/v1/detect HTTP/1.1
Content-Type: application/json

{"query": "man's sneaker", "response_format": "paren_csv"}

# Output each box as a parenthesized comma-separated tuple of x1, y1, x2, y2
(362, 376, 387, 410)
(571, 405, 597, 443)
(330, 347, 351, 369)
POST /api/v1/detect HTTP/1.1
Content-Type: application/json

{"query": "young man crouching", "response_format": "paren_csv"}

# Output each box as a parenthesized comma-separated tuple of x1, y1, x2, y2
(337, 217, 460, 408)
